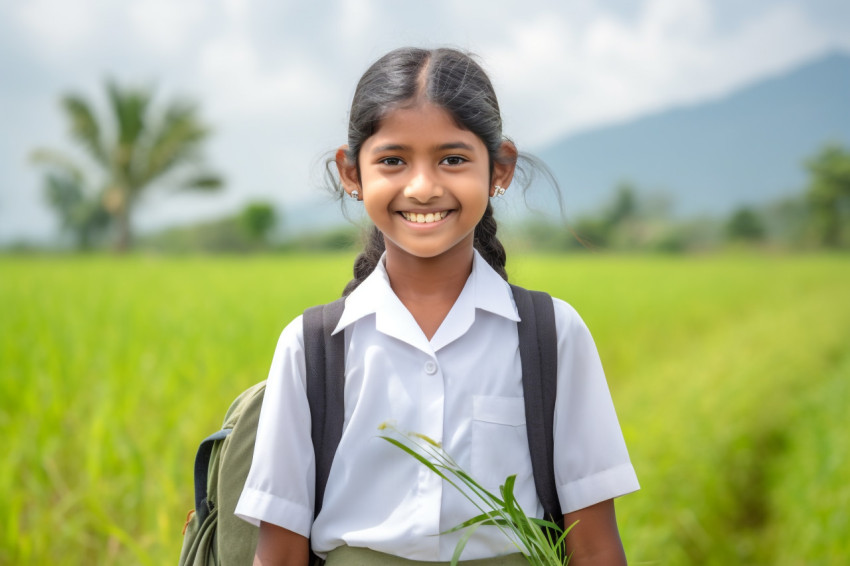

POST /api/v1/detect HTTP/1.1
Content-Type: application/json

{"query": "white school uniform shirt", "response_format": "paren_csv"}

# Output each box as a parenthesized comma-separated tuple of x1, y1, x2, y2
(235, 250, 639, 561)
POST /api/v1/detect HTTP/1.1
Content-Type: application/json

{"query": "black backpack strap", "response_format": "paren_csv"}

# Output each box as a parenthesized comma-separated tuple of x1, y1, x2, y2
(511, 284, 562, 522)
(303, 298, 346, 520)
(193, 428, 232, 524)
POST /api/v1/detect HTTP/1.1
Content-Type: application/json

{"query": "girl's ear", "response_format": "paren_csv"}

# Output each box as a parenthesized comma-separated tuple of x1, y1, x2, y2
(335, 146, 361, 197)
(491, 141, 518, 196)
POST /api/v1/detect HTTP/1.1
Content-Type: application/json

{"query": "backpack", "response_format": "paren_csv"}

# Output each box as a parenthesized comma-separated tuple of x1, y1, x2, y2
(178, 285, 559, 565)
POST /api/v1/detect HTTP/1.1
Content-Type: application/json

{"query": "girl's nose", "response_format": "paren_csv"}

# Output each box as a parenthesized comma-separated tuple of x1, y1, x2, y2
(404, 169, 443, 202)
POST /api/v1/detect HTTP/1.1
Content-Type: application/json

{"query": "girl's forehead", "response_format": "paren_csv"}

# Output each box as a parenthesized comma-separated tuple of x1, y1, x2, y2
(369, 102, 474, 142)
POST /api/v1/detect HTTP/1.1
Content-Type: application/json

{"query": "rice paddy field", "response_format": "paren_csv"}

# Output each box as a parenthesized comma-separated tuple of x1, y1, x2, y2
(1, 252, 848, 565)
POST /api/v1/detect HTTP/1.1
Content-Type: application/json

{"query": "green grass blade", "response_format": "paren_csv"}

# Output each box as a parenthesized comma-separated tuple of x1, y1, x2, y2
(450, 523, 483, 566)
(379, 436, 451, 483)
(442, 511, 513, 534)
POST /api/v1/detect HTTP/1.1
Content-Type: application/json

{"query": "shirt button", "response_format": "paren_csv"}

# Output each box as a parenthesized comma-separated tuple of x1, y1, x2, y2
(424, 361, 438, 375)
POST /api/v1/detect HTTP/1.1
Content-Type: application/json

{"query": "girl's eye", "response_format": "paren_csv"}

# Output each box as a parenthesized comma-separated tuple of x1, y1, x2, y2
(379, 157, 404, 166)
(441, 155, 467, 166)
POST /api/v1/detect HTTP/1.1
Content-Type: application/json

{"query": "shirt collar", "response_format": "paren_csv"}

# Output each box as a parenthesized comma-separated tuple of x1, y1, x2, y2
(469, 250, 520, 322)
(333, 249, 519, 352)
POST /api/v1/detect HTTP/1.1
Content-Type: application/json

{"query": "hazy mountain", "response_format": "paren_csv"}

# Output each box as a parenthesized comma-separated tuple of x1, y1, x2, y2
(532, 50, 850, 217)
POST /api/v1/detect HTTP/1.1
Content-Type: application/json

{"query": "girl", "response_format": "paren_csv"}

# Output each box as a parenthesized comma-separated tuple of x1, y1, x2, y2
(235, 47, 639, 566)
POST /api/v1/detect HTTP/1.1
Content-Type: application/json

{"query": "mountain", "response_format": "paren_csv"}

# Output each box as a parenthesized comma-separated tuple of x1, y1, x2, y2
(532, 50, 850, 217)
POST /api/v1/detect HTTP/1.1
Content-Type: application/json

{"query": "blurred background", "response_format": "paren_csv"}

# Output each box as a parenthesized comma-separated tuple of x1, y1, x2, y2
(1, 1, 849, 564)
(1, 0, 849, 251)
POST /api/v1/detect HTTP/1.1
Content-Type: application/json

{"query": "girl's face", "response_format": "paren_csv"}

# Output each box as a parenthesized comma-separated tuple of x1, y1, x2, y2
(339, 102, 510, 263)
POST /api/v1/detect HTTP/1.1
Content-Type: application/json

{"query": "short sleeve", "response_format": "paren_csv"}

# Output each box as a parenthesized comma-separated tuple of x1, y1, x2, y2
(234, 315, 316, 537)
(552, 299, 639, 513)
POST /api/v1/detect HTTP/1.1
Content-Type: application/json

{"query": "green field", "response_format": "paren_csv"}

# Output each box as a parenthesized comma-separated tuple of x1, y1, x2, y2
(1, 253, 848, 565)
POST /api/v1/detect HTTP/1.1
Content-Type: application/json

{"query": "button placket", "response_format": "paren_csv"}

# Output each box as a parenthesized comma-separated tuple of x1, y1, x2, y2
(416, 353, 444, 553)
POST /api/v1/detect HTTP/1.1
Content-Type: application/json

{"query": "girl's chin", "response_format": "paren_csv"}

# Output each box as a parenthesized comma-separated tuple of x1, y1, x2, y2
(384, 237, 476, 263)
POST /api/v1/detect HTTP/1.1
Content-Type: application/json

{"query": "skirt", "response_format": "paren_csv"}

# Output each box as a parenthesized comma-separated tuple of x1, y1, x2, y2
(323, 545, 528, 566)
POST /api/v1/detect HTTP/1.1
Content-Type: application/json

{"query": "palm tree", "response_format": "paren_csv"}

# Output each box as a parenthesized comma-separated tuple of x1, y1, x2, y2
(32, 80, 223, 251)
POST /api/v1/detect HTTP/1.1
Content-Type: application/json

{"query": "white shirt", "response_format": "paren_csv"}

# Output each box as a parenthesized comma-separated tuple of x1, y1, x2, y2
(235, 251, 639, 561)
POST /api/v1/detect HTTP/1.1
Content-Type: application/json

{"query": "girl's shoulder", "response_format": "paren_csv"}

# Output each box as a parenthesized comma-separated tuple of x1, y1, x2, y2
(509, 284, 598, 350)
(546, 295, 599, 348)
(540, 293, 584, 327)
(275, 314, 305, 350)
(266, 314, 307, 381)
(549, 295, 581, 320)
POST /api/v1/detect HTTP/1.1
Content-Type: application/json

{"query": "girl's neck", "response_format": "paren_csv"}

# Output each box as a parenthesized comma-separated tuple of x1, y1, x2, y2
(383, 242, 474, 340)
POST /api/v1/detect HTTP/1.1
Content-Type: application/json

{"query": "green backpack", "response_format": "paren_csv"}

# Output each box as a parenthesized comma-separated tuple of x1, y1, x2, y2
(178, 381, 268, 565)
(178, 287, 560, 565)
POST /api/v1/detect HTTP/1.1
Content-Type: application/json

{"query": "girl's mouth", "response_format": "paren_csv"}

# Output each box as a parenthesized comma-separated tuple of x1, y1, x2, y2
(400, 211, 449, 224)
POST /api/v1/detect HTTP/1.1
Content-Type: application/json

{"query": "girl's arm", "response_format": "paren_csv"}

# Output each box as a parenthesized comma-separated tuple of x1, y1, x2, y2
(253, 521, 310, 566)
(563, 499, 628, 566)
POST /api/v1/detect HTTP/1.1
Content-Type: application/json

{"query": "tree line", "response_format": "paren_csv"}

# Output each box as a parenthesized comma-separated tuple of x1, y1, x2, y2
(511, 142, 850, 253)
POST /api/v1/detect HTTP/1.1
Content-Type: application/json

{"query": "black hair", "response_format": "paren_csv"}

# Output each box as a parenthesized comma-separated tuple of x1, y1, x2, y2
(331, 47, 560, 296)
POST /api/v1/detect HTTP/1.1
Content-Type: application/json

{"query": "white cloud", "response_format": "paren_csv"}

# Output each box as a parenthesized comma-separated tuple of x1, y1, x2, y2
(14, 0, 104, 60)
(481, 0, 841, 147)
(704, 3, 836, 91)
(128, 0, 209, 54)
(641, 0, 711, 41)
(335, 0, 376, 42)
(222, 0, 251, 23)
(197, 33, 335, 120)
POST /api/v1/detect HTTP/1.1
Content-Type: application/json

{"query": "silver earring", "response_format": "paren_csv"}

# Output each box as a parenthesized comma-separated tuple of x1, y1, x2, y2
(350, 189, 359, 200)
(493, 185, 506, 197)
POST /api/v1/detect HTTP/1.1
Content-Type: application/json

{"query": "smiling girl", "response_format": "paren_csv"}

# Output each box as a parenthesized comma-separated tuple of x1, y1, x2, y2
(235, 47, 639, 566)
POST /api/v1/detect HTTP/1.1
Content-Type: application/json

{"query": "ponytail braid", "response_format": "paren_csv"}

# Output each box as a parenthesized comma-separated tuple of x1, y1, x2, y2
(473, 202, 508, 281)
(342, 226, 385, 296)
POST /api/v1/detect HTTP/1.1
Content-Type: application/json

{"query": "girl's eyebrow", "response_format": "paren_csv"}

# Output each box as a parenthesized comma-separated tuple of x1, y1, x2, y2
(371, 144, 407, 153)
(436, 142, 475, 151)
(370, 142, 476, 153)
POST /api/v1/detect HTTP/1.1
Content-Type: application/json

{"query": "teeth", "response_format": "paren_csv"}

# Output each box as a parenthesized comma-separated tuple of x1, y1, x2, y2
(403, 211, 448, 223)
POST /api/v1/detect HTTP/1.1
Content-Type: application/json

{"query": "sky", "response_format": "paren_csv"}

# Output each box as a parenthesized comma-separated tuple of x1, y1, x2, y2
(1, 0, 849, 243)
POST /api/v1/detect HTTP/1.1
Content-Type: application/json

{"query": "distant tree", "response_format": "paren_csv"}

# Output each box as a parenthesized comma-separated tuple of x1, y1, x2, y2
(601, 182, 657, 250)
(603, 182, 638, 228)
(761, 196, 808, 248)
(281, 225, 361, 252)
(239, 201, 277, 245)
(804, 143, 850, 247)
(572, 216, 611, 249)
(726, 207, 765, 242)
(31, 80, 223, 251)
(515, 183, 692, 252)
(29, 154, 110, 249)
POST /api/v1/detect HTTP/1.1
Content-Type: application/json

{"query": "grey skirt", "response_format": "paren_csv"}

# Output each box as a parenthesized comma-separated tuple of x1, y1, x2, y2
(324, 546, 528, 566)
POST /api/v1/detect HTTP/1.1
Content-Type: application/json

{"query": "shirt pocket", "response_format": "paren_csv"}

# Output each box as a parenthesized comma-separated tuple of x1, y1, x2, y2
(471, 396, 533, 491)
